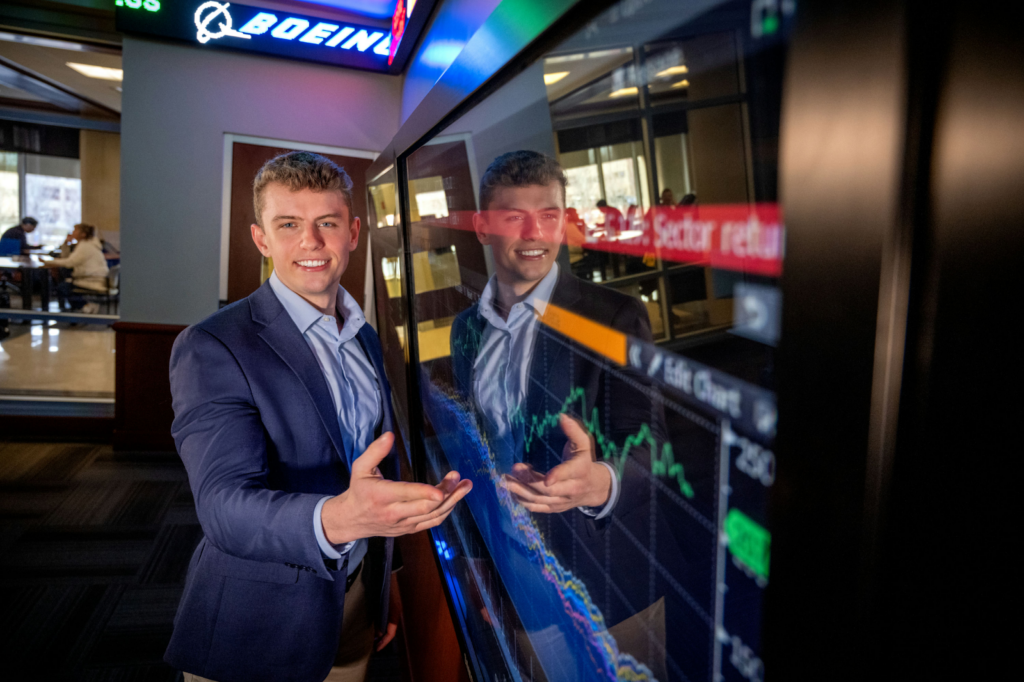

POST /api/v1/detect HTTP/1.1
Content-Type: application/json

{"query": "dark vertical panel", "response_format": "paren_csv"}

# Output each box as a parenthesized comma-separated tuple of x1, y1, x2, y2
(113, 322, 185, 451)
(766, 1, 907, 678)
(879, 4, 1024, 678)
(394, 531, 471, 682)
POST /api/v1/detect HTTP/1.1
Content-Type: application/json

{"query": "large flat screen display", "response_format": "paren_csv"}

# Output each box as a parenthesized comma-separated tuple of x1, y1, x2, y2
(371, 0, 793, 679)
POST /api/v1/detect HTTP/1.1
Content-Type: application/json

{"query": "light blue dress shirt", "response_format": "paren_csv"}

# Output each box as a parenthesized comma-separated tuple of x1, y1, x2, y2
(472, 264, 619, 518)
(268, 273, 381, 568)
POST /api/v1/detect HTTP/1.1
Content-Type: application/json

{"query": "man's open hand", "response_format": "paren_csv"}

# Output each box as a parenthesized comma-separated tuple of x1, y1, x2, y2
(502, 414, 612, 513)
(321, 432, 472, 545)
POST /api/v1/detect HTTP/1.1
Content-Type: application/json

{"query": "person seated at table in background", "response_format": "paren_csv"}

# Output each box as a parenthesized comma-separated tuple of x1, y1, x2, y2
(595, 198, 625, 237)
(46, 222, 108, 314)
(660, 188, 676, 206)
(1, 216, 38, 255)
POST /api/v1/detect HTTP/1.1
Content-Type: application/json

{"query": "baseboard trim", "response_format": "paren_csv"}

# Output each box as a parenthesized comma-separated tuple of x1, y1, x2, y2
(1, 415, 114, 441)
(112, 429, 176, 452)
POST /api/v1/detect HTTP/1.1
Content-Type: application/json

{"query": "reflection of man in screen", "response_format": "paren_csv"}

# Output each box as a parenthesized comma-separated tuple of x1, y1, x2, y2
(452, 150, 656, 517)
(450, 149, 661, 610)
(443, 151, 689, 681)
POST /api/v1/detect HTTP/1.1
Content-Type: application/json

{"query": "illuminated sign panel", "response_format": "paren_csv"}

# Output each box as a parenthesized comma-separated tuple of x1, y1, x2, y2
(116, 1, 393, 72)
(389, 0, 435, 69)
(389, 0, 409, 65)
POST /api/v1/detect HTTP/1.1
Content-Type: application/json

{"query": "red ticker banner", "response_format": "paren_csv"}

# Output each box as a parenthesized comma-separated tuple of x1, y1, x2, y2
(422, 203, 784, 277)
(568, 203, 783, 277)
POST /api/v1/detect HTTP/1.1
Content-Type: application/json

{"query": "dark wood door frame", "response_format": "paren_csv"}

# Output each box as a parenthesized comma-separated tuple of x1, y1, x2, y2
(219, 135, 379, 307)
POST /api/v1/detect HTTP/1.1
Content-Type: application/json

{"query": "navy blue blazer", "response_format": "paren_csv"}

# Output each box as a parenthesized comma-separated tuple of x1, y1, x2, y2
(164, 281, 395, 682)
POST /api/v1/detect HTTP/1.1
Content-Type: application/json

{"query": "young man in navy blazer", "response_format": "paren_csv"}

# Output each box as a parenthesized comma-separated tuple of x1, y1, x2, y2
(165, 152, 471, 682)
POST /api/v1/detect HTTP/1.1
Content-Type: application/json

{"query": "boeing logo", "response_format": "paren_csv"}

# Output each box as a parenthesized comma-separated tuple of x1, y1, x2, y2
(194, 2, 250, 44)
(192, 2, 390, 57)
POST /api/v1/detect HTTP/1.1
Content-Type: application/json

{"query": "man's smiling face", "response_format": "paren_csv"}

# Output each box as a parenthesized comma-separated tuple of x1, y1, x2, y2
(473, 182, 565, 296)
(251, 182, 359, 312)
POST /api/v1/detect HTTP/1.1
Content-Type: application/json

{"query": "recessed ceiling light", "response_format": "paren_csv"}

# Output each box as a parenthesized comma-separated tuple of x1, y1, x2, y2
(66, 62, 123, 81)
(544, 71, 569, 85)
(609, 86, 638, 98)
(671, 79, 690, 88)
(657, 65, 689, 77)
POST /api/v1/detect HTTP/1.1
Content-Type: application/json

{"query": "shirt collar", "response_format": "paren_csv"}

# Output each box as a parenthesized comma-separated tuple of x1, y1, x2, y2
(268, 271, 366, 343)
(478, 262, 559, 328)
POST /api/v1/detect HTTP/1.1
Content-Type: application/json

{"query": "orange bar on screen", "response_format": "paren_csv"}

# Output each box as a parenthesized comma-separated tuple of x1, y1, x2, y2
(539, 303, 627, 366)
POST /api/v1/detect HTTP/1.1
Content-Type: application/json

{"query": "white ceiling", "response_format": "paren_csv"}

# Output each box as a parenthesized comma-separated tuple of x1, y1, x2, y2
(0, 38, 122, 114)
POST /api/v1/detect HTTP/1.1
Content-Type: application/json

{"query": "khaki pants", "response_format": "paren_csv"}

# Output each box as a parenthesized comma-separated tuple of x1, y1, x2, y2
(184, 569, 374, 682)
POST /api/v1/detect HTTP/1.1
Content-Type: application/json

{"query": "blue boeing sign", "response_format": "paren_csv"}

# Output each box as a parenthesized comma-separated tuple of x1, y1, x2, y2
(116, 1, 397, 73)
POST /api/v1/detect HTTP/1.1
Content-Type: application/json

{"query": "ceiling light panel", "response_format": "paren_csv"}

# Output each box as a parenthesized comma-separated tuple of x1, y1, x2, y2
(66, 63, 123, 81)
(656, 65, 689, 77)
(609, 86, 639, 98)
(544, 71, 569, 85)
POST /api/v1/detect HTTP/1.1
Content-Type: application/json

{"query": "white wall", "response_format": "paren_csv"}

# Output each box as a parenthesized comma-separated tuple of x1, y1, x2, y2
(120, 37, 402, 325)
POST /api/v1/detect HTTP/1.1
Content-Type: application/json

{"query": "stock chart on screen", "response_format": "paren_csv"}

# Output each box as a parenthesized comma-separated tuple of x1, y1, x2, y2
(370, 0, 792, 679)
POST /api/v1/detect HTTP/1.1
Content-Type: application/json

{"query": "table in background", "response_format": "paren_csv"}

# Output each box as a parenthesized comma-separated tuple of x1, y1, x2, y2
(0, 255, 55, 311)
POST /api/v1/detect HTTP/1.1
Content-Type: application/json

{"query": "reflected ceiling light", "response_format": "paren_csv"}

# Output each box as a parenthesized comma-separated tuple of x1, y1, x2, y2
(545, 53, 585, 64)
(657, 65, 689, 77)
(544, 71, 569, 85)
(587, 48, 629, 59)
(66, 62, 123, 81)
(671, 79, 690, 88)
(609, 86, 638, 98)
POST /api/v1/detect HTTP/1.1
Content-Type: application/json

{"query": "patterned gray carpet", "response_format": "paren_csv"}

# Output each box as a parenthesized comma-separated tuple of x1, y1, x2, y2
(0, 442, 405, 681)
(0, 443, 199, 680)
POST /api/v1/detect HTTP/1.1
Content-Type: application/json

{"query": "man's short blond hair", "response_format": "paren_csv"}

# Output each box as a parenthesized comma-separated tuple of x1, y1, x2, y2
(253, 151, 354, 227)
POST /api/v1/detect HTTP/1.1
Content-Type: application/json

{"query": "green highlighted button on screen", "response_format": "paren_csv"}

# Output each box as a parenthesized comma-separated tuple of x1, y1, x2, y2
(725, 509, 771, 579)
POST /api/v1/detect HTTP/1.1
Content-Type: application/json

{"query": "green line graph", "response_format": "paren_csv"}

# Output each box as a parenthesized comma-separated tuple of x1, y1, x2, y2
(513, 386, 695, 499)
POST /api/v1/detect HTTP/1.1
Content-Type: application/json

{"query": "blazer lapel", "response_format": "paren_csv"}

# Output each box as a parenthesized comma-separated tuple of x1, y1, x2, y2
(355, 326, 393, 438)
(250, 283, 347, 461)
(527, 271, 582, 413)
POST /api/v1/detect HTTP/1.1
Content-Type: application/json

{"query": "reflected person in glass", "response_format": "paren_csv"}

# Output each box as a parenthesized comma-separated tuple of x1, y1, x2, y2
(450, 149, 660, 548)
(447, 151, 668, 675)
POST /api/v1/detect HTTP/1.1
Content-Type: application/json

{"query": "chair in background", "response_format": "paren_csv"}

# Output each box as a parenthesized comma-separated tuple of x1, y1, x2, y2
(0, 238, 21, 256)
(0, 241, 21, 297)
(73, 264, 120, 314)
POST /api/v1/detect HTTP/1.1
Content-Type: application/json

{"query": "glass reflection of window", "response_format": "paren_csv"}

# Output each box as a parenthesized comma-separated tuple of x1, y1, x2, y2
(543, 19, 772, 344)
(381, 256, 402, 298)
(414, 190, 448, 219)
(369, 182, 398, 228)
(408, 176, 448, 221)
(417, 316, 454, 362)
(0, 152, 18, 229)
(410, 245, 462, 361)
(411, 245, 460, 294)
(564, 161, 601, 214)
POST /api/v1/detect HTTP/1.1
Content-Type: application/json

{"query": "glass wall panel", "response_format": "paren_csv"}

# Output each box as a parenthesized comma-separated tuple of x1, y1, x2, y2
(393, 0, 792, 680)
(23, 154, 82, 251)
(367, 166, 413, 452)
